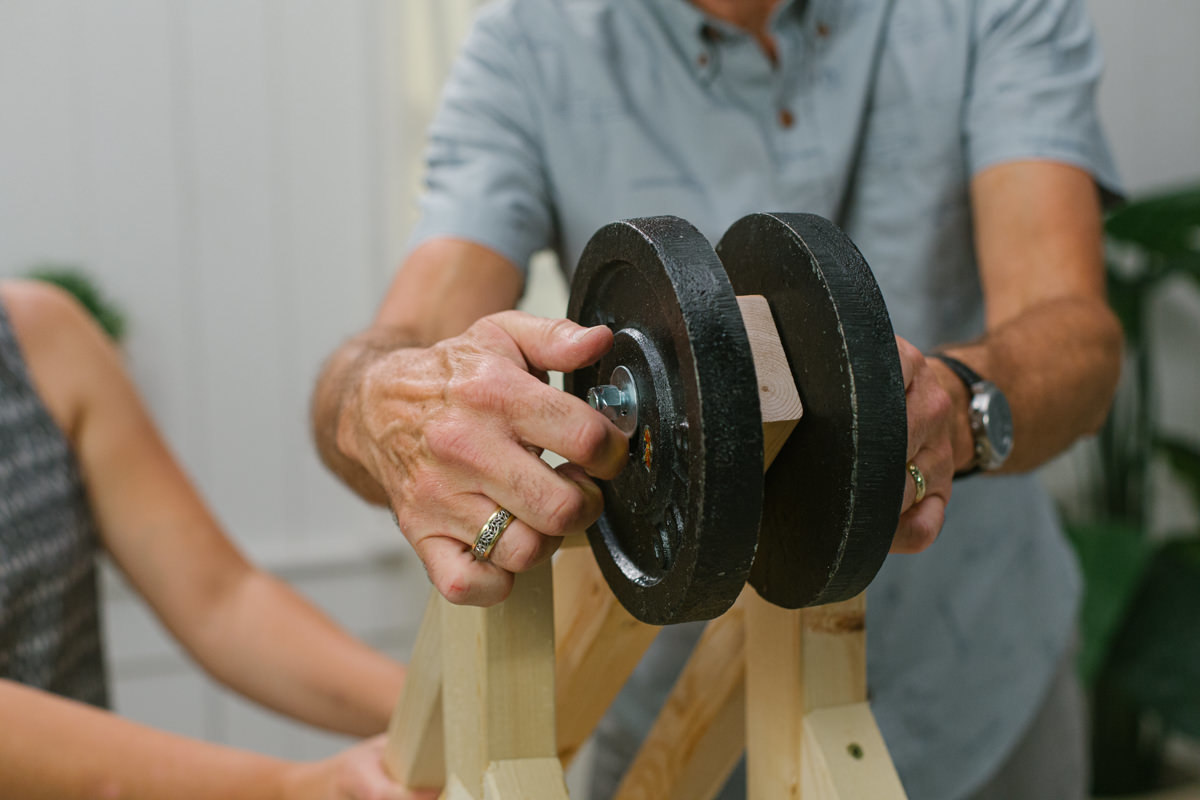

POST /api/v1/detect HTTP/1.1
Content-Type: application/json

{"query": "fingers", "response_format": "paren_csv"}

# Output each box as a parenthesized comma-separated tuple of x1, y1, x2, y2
(430, 338, 628, 480)
(894, 449, 952, 554)
(482, 312, 614, 374)
(414, 513, 558, 609)
(497, 368, 629, 478)
(473, 312, 630, 475)
(319, 735, 439, 800)
(483, 457, 604, 540)
(891, 336, 956, 553)
(356, 738, 411, 800)
(900, 341, 950, 462)
(892, 493, 948, 554)
(482, 462, 601, 567)
(896, 335, 920, 391)
(417, 534, 515, 606)
(406, 461, 601, 606)
(418, 428, 606, 540)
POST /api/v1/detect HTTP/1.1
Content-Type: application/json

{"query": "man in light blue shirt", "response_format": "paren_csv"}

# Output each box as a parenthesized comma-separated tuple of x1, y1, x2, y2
(312, 1, 1124, 797)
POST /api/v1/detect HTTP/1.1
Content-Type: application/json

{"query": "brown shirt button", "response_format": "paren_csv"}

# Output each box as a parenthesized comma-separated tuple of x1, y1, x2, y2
(816, 21, 831, 38)
(698, 52, 709, 67)
(778, 108, 795, 129)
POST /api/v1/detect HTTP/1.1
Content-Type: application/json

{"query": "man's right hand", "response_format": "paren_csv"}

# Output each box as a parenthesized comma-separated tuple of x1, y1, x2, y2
(337, 311, 629, 606)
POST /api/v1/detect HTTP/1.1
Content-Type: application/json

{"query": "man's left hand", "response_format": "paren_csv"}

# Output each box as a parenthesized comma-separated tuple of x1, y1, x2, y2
(892, 336, 956, 553)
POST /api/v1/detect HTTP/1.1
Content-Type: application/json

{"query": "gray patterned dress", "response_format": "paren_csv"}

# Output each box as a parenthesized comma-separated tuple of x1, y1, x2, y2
(0, 301, 108, 707)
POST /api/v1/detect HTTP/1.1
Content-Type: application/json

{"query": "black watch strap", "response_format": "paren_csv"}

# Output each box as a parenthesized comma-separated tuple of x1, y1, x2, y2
(930, 353, 982, 389)
(930, 353, 981, 478)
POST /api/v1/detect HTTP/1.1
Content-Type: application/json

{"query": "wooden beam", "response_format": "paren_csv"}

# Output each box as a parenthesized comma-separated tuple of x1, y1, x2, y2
(736, 294, 802, 469)
(385, 590, 445, 789)
(614, 599, 747, 800)
(554, 546, 660, 766)
(442, 561, 558, 798)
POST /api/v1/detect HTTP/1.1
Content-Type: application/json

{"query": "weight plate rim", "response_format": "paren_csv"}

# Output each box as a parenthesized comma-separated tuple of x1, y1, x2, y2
(718, 211, 906, 609)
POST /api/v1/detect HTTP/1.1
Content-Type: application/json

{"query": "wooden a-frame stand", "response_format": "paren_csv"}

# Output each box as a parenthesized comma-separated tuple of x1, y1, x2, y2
(383, 297, 908, 800)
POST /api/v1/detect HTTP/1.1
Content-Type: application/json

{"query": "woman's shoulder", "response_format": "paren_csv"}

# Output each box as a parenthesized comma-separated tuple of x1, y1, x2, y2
(0, 279, 108, 439)
(0, 279, 99, 352)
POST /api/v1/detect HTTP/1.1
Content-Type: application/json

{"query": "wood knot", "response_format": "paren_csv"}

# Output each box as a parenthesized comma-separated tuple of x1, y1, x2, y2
(806, 610, 865, 634)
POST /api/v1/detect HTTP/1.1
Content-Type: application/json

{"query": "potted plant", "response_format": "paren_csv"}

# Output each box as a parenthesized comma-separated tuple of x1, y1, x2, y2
(1062, 184, 1200, 796)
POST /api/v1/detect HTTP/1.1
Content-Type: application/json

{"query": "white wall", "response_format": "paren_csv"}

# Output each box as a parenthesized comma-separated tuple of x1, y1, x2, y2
(0, 0, 402, 550)
(0, 0, 484, 762)
(1089, 0, 1200, 194)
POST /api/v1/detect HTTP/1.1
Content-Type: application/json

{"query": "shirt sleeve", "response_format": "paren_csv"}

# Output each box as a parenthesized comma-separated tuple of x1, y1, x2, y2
(406, 5, 554, 275)
(966, 0, 1122, 197)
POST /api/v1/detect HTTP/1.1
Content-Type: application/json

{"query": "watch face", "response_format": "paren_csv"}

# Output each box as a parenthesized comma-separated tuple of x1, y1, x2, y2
(971, 382, 1013, 469)
(984, 390, 1014, 460)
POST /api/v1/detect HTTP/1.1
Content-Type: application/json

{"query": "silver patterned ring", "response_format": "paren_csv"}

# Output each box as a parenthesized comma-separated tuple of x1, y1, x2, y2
(473, 507, 515, 561)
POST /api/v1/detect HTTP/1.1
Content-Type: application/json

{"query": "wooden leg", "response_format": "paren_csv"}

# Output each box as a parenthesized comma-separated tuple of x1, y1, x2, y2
(744, 592, 905, 800)
(483, 758, 570, 800)
(741, 292, 902, 798)
(553, 546, 660, 766)
(614, 597, 747, 800)
(442, 561, 559, 799)
(440, 776, 474, 800)
(385, 590, 445, 789)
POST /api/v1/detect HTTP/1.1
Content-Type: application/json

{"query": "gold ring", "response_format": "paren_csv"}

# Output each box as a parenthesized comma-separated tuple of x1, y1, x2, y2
(907, 462, 927, 504)
(473, 507, 515, 561)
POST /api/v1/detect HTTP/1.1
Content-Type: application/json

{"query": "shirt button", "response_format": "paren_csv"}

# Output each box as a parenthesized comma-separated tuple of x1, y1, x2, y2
(698, 52, 710, 67)
(816, 21, 831, 38)
(778, 108, 795, 129)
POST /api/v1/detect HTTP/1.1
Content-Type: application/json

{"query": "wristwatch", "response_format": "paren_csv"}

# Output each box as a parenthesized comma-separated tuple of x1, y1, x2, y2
(930, 354, 1014, 476)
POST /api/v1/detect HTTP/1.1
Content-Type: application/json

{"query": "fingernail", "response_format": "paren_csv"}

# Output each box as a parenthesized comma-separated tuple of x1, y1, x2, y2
(572, 325, 603, 343)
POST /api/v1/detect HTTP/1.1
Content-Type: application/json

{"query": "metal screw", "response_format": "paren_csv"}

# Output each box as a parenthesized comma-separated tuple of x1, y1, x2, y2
(587, 365, 638, 437)
(587, 384, 628, 414)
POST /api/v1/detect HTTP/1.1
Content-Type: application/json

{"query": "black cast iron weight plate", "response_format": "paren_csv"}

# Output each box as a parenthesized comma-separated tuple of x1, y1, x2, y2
(718, 212, 907, 608)
(565, 216, 764, 625)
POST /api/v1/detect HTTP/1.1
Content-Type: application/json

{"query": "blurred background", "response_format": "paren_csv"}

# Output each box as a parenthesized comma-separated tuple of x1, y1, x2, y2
(0, 0, 1197, 796)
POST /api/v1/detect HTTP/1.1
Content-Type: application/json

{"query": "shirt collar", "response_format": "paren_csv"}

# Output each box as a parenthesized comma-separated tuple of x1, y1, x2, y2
(652, 0, 808, 59)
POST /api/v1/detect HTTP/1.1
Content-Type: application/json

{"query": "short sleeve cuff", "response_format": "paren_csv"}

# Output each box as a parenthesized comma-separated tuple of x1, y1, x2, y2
(406, 197, 548, 277)
(969, 127, 1125, 206)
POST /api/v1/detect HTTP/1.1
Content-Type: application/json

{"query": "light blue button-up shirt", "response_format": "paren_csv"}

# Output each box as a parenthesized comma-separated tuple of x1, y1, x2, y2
(410, 1, 1119, 797)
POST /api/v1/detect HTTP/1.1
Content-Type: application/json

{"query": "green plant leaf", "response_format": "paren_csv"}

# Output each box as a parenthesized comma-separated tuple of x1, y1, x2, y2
(1167, 253, 1200, 288)
(1157, 435, 1200, 512)
(1105, 184, 1200, 265)
(1067, 522, 1156, 686)
(1109, 538, 1200, 738)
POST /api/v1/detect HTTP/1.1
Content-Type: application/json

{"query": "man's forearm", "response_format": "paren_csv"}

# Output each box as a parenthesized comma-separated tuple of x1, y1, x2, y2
(311, 328, 421, 506)
(934, 293, 1123, 473)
